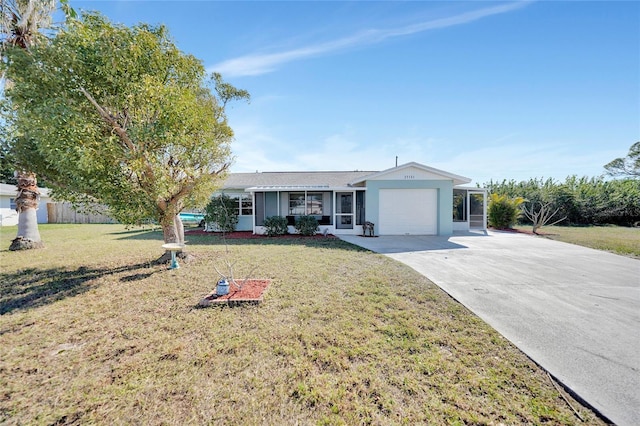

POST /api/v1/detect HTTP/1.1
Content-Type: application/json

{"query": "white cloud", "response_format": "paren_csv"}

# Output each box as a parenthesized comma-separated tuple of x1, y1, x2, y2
(208, 1, 532, 77)
(229, 124, 615, 186)
(229, 124, 447, 173)
(432, 141, 614, 187)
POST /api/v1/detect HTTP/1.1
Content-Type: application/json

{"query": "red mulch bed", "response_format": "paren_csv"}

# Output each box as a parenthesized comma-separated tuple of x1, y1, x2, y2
(490, 227, 553, 236)
(198, 279, 271, 307)
(185, 230, 337, 240)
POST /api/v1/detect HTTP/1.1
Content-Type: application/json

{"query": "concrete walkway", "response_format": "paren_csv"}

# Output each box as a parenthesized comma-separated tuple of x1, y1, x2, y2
(339, 231, 640, 426)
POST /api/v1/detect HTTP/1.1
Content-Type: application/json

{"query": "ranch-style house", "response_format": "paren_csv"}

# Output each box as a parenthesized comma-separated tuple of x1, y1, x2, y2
(216, 162, 487, 236)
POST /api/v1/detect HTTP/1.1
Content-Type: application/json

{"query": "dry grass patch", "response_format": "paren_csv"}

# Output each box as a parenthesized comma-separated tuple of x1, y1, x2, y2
(516, 224, 640, 258)
(0, 224, 606, 425)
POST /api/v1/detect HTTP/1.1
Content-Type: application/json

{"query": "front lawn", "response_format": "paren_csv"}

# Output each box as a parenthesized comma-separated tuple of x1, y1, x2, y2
(516, 224, 640, 258)
(0, 224, 605, 425)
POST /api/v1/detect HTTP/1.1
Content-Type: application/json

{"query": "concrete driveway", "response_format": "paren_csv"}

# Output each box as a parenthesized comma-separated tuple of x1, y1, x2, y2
(339, 231, 640, 426)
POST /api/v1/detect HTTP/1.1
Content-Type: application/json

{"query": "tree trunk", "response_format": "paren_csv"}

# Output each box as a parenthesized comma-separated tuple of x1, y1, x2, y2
(158, 213, 192, 264)
(532, 223, 540, 235)
(10, 172, 44, 251)
(162, 217, 179, 244)
(174, 214, 185, 245)
(160, 213, 185, 244)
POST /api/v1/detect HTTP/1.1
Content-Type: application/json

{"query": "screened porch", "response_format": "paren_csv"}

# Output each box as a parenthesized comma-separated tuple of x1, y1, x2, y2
(452, 188, 488, 231)
(248, 186, 366, 234)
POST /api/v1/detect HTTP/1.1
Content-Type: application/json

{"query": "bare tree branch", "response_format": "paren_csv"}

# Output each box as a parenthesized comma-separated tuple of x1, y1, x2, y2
(521, 201, 566, 234)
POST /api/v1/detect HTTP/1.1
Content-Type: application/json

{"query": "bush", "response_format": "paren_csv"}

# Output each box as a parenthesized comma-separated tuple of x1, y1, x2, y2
(263, 216, 289, 236)
(488, 193, 524, 229)
(204, 194, 238, 233)
(484, 176, 640, 226)
(294, 215, 319, 236)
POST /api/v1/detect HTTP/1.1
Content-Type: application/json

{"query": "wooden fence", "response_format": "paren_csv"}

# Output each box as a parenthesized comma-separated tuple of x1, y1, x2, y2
(47, 202, 117, 224)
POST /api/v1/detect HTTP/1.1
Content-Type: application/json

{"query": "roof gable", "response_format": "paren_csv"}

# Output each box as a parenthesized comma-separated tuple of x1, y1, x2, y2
(351, 162, 471, 186)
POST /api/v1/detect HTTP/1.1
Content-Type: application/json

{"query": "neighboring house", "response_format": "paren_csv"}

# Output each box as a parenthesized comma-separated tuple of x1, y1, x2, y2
(0, 183, 51, 227)
(217, 162, 487, 236)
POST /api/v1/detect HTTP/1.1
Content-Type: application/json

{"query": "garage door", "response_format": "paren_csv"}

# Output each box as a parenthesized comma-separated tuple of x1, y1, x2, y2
(379, 189, 437, 235)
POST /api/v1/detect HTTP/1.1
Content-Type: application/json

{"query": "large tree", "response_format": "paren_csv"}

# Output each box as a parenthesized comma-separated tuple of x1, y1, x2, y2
(3, 11, 248, 245)
(1, 0, 57, 250)
(605, 142, 640, 178)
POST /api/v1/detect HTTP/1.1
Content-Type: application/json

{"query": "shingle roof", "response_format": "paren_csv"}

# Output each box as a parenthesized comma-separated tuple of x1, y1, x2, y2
(222, 171, 375, 189)
(0, 183, 51, 197)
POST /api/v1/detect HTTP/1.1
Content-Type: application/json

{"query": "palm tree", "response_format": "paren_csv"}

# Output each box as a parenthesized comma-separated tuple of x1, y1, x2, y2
(2, 0, 56, 250)
(1, 0, 55, 50)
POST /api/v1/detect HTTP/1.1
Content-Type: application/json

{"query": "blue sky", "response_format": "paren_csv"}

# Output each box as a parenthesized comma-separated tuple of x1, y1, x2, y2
(65, 1, 638, 186)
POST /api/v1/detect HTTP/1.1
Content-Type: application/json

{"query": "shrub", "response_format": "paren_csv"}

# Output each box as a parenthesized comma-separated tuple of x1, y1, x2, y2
(294, 215, 319, 236)
(488, 193, 524, 229)
(204, 194, 238, 233)
(263, 216, 289, 236)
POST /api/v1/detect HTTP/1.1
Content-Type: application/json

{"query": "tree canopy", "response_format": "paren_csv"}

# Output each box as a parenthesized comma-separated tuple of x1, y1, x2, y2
(1, 0, 59, 184)
(605, 141, 640, 178)
(2, 11, 248, 242)
(485, 176, 640, 226)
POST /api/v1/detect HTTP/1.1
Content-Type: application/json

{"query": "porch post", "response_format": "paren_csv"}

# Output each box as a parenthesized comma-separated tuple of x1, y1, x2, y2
(467, 190, 471, 229)
(351, 190, 356, 230)
(331, 191, 338, 228)
(251, 191, 256, 234)
(483, 190, 488, 230)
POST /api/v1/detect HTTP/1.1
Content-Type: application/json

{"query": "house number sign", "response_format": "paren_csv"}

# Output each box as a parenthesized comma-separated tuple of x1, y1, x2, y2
(404, 175, 415, 179)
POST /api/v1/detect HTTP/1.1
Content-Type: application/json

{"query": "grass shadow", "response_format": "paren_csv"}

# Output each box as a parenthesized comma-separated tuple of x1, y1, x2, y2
(113, 226, 201, 241)
(184, 232, 368, 252)
(0, 262, 159, 315)
(110, 228, 164, 241)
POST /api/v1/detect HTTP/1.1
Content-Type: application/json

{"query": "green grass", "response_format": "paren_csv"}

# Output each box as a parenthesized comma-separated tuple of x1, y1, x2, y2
(0, 224, 606, 425)
(516, 224, 640, 258)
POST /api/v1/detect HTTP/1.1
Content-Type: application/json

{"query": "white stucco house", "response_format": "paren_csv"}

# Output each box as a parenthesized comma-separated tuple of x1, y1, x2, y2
(0, 183, 51, 227)
(217, 162, 487, 236)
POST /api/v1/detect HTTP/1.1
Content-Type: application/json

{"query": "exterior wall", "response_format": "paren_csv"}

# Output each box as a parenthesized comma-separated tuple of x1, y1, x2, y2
(36, 204, 48, 224)
(365, 179, 454, 236)
(375, 166, 454, 181)
(1, 194, 50, 226)
(453, 221, 470, 231)
(237, 216, 253, 231)
(0, 195, 18, 226)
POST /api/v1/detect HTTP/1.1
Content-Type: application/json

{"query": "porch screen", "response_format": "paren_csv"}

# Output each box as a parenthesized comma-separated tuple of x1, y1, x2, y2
(453, 189, 466, 222)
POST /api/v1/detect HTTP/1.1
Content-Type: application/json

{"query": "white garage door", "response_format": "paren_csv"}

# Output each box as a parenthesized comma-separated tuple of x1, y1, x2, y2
(379, 189, 437, 235)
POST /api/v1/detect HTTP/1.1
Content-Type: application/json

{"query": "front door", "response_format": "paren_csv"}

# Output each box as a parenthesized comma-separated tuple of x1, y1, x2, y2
(335, 192, 354, 229)
(469, 191, 486, 229)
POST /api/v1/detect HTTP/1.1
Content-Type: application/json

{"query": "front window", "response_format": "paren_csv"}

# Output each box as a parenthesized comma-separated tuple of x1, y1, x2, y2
(226, 193, 252, 216)
(289, 192, 323, 215)
(241, 194, 252, 215)
(289, 193, 306, 215)
(307, 193, 323, 215)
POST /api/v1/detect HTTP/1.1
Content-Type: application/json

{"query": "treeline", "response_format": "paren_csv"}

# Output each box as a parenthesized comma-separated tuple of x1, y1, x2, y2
(484, 176, 640, 226)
